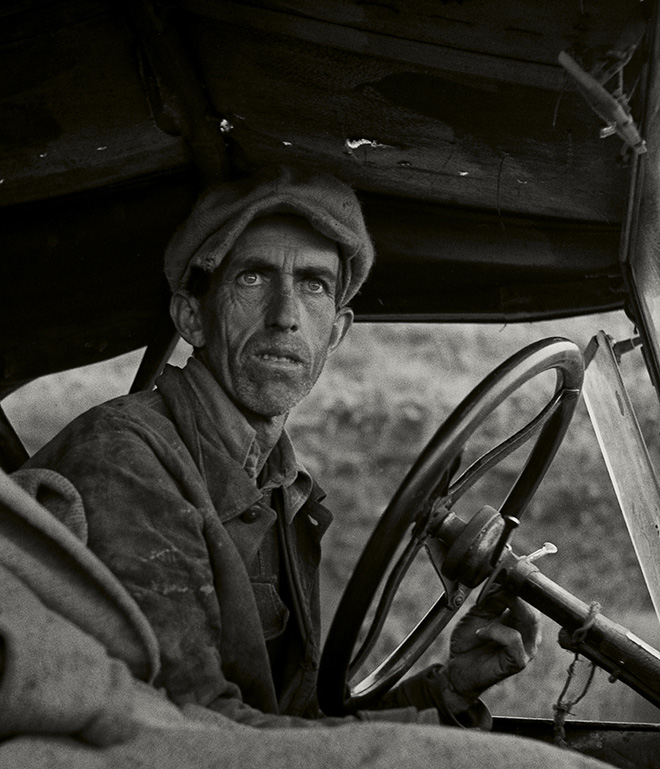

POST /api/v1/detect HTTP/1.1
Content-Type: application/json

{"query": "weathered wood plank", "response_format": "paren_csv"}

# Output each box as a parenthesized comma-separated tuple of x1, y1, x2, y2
(189, 13, 630, 222)
(240, 0, 642, 66)
(1, 0, 638, 219)
(184, 0, 563, 89)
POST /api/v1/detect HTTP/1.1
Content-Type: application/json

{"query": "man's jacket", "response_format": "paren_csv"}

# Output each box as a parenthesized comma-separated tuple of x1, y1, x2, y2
(26, 358, 338, 726)
(26, 356, 451, 728)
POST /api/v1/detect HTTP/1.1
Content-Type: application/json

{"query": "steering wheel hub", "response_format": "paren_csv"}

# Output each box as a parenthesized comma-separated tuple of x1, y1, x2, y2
(439, 506, 505, 587)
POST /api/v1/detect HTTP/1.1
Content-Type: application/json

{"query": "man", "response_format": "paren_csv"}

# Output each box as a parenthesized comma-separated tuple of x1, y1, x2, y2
(25, 166, 539, 728)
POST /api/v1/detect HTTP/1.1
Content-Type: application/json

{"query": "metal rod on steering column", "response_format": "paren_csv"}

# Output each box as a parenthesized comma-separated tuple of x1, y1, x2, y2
(501, 555, 660, 709)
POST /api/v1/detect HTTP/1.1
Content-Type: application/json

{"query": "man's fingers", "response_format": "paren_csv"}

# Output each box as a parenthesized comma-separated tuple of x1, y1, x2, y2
(471, 589, 541, 656)
(475, 623, 529, 674)
(501, 596, 542, 658)
(468, 587, 513, 619)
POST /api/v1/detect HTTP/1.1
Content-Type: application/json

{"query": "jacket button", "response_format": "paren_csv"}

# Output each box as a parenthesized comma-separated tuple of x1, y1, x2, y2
(241, 508, 260, 523)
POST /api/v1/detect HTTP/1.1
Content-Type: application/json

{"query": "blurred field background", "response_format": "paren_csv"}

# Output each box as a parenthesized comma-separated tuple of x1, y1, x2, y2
(6, 309, 660, 723)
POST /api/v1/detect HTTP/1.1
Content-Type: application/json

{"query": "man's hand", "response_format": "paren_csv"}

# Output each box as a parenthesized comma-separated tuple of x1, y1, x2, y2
(442, 588, 541, 712)
(374, 588, 540, 724)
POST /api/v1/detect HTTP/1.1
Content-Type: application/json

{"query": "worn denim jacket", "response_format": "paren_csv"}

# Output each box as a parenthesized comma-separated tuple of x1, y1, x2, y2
(26, 358, 342, 725)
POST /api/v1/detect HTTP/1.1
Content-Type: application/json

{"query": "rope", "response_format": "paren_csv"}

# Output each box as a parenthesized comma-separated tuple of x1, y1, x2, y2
(552, 602, 601, 748)
(570, 601, 601, 645)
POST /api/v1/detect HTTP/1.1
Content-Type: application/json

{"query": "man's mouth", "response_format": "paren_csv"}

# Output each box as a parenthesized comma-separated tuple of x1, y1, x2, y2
(253, 350, 305, 367)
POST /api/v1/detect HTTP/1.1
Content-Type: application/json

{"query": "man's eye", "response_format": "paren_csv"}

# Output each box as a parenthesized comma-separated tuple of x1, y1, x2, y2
(305, 279, 327, 294)
(238, 272, 263, 286)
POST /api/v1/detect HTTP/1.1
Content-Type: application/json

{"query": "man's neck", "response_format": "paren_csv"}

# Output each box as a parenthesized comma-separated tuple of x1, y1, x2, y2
(191, 351, 288, 476)
(243, 411, 287, 478)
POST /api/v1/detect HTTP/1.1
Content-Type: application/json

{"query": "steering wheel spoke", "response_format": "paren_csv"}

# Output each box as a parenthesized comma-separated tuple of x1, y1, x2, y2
(350, 503, 452, 675)
(446, 388, 564, 503)
(318, 338, 584, 716)
(349, 531, 426, 676)
(349, 580, 471, 702)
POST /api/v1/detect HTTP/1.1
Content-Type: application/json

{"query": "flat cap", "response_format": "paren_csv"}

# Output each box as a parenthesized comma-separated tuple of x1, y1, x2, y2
(164, 166, 375, 306)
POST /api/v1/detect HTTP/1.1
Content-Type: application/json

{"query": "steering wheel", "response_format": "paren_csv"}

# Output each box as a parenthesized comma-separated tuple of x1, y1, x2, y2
(317, 337, 584, 716)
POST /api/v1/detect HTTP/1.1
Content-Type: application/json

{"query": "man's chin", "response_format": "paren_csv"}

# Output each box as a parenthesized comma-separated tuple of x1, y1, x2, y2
(239, 384, 312, 419)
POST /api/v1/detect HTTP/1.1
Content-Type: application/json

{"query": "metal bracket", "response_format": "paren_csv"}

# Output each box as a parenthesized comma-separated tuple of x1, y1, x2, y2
(559, 20, 648, 156)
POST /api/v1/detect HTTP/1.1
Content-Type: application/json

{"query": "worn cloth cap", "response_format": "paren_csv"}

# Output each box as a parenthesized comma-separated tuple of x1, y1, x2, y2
(164, 166, 375, 306)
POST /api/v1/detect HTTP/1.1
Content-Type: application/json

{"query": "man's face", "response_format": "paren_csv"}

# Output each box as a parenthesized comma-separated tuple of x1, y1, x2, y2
(189, 214, 353, 418)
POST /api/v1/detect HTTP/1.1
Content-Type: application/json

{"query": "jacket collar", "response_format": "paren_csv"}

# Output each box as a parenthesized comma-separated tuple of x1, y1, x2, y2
(155, 358, 312, 524)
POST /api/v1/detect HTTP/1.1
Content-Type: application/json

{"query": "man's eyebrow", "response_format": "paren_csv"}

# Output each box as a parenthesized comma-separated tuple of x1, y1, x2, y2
(296, 265, 338, 284)
(218, 255, 274, 279)
(230, 256, 276, 273)
(229, 256, 338, 283)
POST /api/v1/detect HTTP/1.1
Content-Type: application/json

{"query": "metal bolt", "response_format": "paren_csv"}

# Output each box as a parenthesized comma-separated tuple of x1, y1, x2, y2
(526, 542, 558, 562)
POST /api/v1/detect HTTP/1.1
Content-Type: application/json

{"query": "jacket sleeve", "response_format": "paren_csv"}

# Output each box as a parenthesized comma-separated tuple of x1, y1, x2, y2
(27, 418, 231, 694)
(377, 666, 492, 730)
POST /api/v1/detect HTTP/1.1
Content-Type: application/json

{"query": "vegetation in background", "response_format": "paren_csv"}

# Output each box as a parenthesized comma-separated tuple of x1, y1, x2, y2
(7, 311, 660, 721)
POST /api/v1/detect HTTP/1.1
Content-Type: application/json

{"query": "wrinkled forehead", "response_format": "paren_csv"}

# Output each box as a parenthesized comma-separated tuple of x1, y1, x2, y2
(213, 214, 343, 291)
(228, 213, 340, 264)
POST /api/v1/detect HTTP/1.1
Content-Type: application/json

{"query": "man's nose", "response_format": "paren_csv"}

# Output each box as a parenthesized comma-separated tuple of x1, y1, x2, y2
(265, 282, 300, 331)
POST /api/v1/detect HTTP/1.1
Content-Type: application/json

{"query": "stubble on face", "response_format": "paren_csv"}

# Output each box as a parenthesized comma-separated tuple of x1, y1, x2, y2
(234, 330, 329, 416)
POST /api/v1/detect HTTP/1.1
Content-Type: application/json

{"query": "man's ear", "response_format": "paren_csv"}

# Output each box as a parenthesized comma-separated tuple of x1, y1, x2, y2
(328, 307, 354, 353)
(170, 289, 206, 348)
